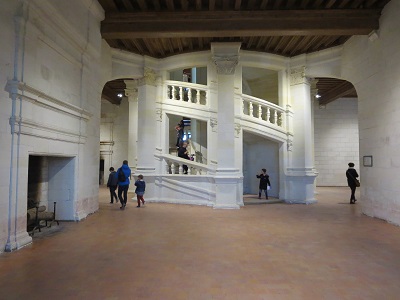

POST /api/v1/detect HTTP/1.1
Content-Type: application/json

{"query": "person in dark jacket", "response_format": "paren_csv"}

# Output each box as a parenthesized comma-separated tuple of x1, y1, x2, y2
(117, 160, 131, 209)
(106, 167, 118, 204)
(175, 118, 185, 147)
(256, 168, 271, 199)
(346, 162, 359, 204)
(134, 174, 146, 208)
(178, 141, 190, 174)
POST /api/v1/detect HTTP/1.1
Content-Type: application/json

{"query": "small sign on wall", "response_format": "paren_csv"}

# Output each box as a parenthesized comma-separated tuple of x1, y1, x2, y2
(363, 155, 373, 167)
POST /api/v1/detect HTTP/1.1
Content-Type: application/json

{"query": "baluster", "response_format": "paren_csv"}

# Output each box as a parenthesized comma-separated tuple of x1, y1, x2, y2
(279, 112, 284, 128)
(187, 167, 191, 175)
(178, 164, 183, 174)
(196, 90, 200, 104)
(165, 161, 170, 174)
(242, 100, 245, 115)
(274, 110, 278, 125)
(172, 86, 176, 100)
(167, 86, 170, 99)
(258, 104, 262, 119)
(249, 102, 254, 117)
(198, 169, 201, 175)
(188, 88, 192, 103)
(171, 163, 176, 174)
(179, 87, 183, 101)
(266, 108, 271, 123)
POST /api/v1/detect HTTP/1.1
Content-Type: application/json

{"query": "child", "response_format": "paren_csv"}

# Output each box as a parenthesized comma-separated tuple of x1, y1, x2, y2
(256, 168, 271, 199)
(134, 174, 146, 208)
(106, 167, 118, 203)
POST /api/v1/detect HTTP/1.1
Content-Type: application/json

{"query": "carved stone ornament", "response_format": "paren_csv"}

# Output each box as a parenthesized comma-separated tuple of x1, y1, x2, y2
(155, 108, 162, 122)
(290, 67, 310, 86)
(138, 67, 157, 86)
(125, 88, 138, 101)
(287, 140, 293, 152)
(234, 123, 241, 138)
(212, 55, 239, 75)
(210, 118, 218, 132)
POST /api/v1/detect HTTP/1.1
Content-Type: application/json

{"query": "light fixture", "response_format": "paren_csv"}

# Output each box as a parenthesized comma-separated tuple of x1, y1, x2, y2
(117, 93, 123, 98)
(315, 94, 321, 98)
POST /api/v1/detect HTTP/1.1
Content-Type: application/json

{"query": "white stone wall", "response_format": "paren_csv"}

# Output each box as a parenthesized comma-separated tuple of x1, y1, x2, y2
(314, 98, 359, 186)
(341, 0, 400, 225)
(0, 0, 105, 252)
(100, 99, 129, 184)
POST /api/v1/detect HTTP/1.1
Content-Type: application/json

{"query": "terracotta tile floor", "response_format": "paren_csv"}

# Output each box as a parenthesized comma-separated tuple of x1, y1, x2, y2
(1, 187, 400, 300)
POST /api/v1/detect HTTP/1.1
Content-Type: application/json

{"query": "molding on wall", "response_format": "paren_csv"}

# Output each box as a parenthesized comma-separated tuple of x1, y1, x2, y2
(12, 117, 87, 144)
(6, 80, 92, 121)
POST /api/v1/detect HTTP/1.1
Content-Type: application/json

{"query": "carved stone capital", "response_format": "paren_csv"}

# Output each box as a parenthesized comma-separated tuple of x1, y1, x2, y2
(212, 55, 239, 75)
(139, 67, 157, 86)
(290, 67, 310, 86)
(287, 139, 293, 152)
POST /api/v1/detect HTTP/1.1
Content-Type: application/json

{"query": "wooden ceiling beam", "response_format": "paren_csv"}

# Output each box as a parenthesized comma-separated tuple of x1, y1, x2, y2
(101, 10, 381, 39)
(318, 81, 356, 105)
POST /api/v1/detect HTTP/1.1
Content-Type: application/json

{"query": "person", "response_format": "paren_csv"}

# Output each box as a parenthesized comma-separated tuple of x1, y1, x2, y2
(175, 118, 185, 147)
(106, 167, 118, 204)
(117, 160, 131, 209)
(346, 162, 359, 204)
(134, 174, 146, 208)
(256, 168, 271, 199)
(178, 141, 190, 174)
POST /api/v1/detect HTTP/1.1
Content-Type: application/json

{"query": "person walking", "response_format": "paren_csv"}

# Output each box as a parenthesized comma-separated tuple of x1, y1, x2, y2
(256, 168, 271, 199)
(117, 160, 131, 209)
(346, 162, 359, 204)
(134, 174, 146, 208)
(106, 167, 118, 204)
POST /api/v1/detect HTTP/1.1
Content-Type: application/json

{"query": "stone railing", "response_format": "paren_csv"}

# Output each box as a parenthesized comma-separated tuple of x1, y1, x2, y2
(242, 94, 285, 129)
(165, 80, 208, 106)
(159, 154, 215, 175)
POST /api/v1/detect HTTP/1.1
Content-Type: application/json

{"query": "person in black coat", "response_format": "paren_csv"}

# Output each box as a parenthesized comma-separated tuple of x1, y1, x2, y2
(178, 141, 190, 174)
(256, 168, 271, 199)
(106, 167, 118, 203)
(346, 162, 359, 204)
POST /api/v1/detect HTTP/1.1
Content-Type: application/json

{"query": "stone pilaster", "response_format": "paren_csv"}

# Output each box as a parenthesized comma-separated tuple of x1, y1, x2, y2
(125, 81, 138, 174)
(211, 43, 242, 209)
(285, 66, 317, 204)
(135, 68, 157, 176)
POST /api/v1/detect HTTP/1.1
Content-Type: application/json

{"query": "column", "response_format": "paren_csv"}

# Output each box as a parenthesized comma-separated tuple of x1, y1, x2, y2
(136, 68, 157, 177)
(124, 81, 138, 174)
(211, 43, 242, 209)
(285, 66, 317, 204)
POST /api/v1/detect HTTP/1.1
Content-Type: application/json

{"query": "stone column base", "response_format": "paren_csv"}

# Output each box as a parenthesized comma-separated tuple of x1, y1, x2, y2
(214, 171, 243, 209)
(4, 231, 32, 252)
(284, 170, 317, 204)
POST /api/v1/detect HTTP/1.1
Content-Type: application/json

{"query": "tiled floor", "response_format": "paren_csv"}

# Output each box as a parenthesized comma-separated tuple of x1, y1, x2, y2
(1, 187, 400, 300)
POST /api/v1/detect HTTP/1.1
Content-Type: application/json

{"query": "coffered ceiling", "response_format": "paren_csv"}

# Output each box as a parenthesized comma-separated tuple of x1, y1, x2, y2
(98, 0, 390, 105)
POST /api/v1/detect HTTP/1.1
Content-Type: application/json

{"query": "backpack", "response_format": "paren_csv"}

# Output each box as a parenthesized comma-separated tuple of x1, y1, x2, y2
(118, 168, 126, 182)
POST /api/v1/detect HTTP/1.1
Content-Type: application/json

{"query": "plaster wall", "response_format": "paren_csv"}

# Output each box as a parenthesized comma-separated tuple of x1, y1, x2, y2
(314, 98, 359, 186)
(341, 0, 400, 225)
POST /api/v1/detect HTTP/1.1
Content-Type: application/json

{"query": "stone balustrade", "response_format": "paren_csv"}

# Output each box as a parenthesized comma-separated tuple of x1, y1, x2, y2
(165, 80, 208, 106)
(242, 94, 285, 129)
(159, 154, 215, 175)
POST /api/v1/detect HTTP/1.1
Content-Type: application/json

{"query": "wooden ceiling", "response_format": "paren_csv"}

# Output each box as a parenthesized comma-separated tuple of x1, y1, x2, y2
(99, 0, 390, 104)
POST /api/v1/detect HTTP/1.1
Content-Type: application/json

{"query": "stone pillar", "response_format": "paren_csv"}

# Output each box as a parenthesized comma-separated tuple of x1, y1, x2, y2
(136, 68, 157, 177)
(211, 43, 242, 209)
(124, 81, 138, 174)
(286, 66, 317, 204)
